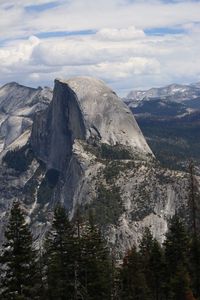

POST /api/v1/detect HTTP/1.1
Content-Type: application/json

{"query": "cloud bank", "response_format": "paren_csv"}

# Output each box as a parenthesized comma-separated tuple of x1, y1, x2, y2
(0, 0, 200, 94)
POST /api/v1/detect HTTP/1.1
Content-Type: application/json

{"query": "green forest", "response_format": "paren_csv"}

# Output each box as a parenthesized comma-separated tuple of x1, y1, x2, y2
(1, 202, 200, 300)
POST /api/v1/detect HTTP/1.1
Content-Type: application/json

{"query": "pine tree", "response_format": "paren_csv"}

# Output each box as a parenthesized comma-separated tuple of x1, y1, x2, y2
(188, 161, 200, 299)
(168, 264, 192, 300)
(164, 215, 189, 273)
(110, 249, 120, 300)
(149, 239, 165, 300)
(188, 161, 197, 235)
(139, 227, 154, 257)
(81, 212, 112, 300)
(0, 201, 39, 300)
(72, 206, 89, 300)
(164, 215, 193, 300)
(44, 205, 75, 300)
(189, 234, 200, 299)
(120, 246, 150, 300)
(139, 227, 164, 300)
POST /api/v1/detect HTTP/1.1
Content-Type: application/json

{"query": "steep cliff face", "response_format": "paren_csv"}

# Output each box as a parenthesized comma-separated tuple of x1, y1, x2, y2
(0, 78, 199, 256)
(31, 79, 86, 171)
(30, 76, 154, 216)
(31, 77, 152, 170)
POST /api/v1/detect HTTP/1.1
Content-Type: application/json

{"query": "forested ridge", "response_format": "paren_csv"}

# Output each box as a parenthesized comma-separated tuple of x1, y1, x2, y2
(0, 201, 200, 300)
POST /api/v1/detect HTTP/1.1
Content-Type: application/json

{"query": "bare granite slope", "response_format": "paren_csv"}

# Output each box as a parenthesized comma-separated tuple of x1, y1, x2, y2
(0, 77, 199, 256)
(0, 82, 52, 154)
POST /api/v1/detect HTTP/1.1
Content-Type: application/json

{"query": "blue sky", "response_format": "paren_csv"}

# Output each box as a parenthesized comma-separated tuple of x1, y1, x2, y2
(25, 1, 61, 12)
(0, 0, 200, 95)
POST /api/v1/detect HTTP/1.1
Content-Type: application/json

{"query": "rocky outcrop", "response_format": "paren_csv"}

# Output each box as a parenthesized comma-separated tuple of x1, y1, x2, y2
(31, 77, 152, 170)
(57, 138, 192, 256)
(0, 77, 199, 256)
(0, 82, 52, 155)
(0, 82, 52, 245)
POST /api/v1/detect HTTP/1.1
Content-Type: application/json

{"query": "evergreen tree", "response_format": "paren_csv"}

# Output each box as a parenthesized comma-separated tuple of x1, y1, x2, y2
(164, 215, 189, 273)
(138, 227, 154, 299)
(149, 239, 165, 300)
(189, 234, 200, 299)
(188, 161, 197, 235)
(44, 205, 75, 300)
(188, 161, 200, 299)
(0, 201, 39, 300)
(110, 250, 120, 300)
(168, 264, 192, 300)
(164, 215, 193, 300)
(120, 246, 149, 300)
(139, 227, 165, 300)
(81, 212, 112, 300)
(139, 227, 154, 258)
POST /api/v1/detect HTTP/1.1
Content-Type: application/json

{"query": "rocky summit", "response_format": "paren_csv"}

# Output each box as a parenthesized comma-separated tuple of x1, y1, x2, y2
(31, 77, 152, 172)
(0, 77, 199, 257)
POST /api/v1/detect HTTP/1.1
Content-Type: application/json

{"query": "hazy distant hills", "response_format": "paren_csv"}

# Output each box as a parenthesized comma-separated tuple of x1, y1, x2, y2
(124, 83, 200, 171)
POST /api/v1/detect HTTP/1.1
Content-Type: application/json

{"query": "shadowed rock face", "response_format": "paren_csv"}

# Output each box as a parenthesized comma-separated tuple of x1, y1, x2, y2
(31, 80, 86, 171)
(31, 77, 153, 171)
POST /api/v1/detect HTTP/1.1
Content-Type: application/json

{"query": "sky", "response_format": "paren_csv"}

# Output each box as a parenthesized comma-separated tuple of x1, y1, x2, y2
(1, 0, 200, 95)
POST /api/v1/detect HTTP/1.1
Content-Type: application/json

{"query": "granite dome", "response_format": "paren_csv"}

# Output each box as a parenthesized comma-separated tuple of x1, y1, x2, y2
(58, 76, 153, 155)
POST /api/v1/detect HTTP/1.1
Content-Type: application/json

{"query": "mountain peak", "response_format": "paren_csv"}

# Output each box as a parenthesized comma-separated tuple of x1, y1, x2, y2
(32, 77, 153, 171)
(126, 81, 200, 103)
(60, 77, 153, 155)
(56, 76, 113, 99)
(3, 81, 19, 87)
(1, 81, 37, 91)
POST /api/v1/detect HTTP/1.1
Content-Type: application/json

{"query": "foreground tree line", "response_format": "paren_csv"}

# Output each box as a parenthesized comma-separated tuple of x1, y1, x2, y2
(0, 202, 200, 300)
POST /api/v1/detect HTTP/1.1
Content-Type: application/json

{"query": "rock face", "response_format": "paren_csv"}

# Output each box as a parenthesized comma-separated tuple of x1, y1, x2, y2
(0, 82, 52, 245)
(0, 82, 52, 155)
(0, 77, 199, 256)
(31, 77, 152, 171)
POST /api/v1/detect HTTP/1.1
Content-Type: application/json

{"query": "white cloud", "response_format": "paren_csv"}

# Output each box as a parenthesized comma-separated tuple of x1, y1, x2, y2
(1, 25, 200, 93)
(0, 0, 200, 94)
(93, 57, 160, 80)
(28, 0, 200, 34)
(0, 36, 39, 67)
(31, 38, 103, 66)
(1, 1, 200, 40)
(96, 26, 145, 41)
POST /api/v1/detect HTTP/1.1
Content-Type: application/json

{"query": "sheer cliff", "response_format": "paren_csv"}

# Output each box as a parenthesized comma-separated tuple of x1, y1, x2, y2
(0, 77, 199, 256)
(31, 77, 152, 171)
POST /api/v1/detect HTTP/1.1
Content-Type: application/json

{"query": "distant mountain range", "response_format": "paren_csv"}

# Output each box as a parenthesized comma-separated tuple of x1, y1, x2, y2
(126, 82, 200, 106)
(124, 82, 200, 171)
